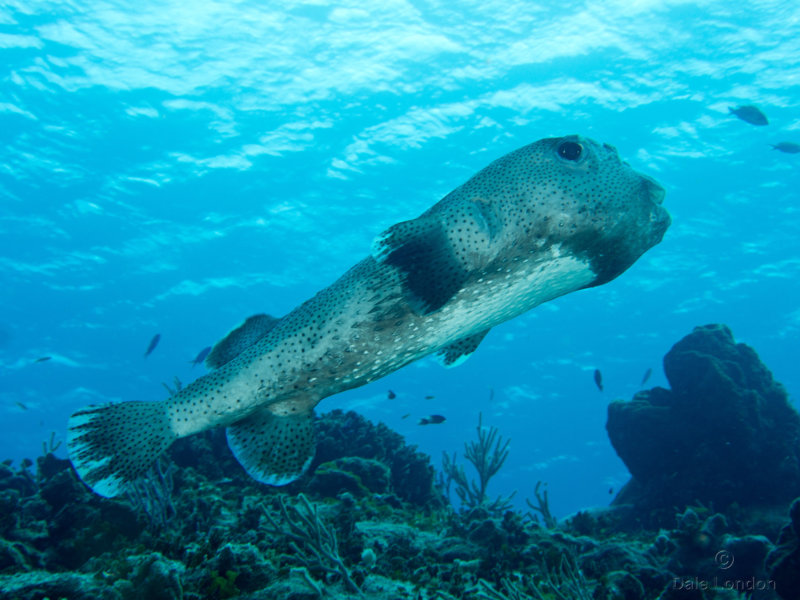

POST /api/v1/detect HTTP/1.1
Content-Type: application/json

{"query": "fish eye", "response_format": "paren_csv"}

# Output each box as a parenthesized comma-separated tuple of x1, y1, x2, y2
(557, 141, 583, 161)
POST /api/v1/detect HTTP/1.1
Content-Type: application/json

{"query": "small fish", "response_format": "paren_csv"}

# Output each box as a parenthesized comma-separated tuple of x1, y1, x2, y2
(608, 487, 614, 495)
(424, 395, 435, 400)
(418, 415, 446, 425)
(401, 413, 410, 419)
(729, 105, 768, 126)
(34, 356, 52, 363)
(15, 402, 28, 411)
(387, 390, 396, 400)
(593, 369, 603, 392)
(190, 346, 212, 368)
(771, 142, 800, 154)
(143, 334, 161, 358)
(640, 367, 652, 386)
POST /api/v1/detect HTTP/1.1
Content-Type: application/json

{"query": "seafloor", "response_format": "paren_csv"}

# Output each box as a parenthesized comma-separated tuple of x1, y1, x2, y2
(1, 324, 799, 600)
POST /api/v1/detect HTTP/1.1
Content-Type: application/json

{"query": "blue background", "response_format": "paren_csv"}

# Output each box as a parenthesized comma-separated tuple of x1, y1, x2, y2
(1, 0, 799, 517)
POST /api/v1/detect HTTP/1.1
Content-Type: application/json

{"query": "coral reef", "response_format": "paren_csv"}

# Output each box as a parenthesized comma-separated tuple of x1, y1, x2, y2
(311, 409, 443, 509)
(0, 416, 789, 600)
(607, 324, 800, 526)
(0, 410, 446, 599)
(766, 498, 800, 600)
(1, 324, 797, 599)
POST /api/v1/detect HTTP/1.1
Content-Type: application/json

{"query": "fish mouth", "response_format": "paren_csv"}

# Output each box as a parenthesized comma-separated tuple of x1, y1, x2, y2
(640, 173, 665, 205)
(638, 172, 670, 238)
(652, 204, 671, 237)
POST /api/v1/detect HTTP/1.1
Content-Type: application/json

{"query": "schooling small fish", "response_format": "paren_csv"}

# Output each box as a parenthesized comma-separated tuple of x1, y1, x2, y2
(143, 334, 161, 358)
(387, 390, 396, 400)
(771, 142, 800, 154)
(15, 402, 28, 411)
(401, 413, 410, 419)
(190, 346, 212, 368)
(418, 415, 446, 425)
(34, 356, 52, 363)
(640, 367, 652, 386)
(729, 105, 768, 126)
(424, 395, 435, 400)
(608, 487, 614, 495)
(593, 369, 603, 392)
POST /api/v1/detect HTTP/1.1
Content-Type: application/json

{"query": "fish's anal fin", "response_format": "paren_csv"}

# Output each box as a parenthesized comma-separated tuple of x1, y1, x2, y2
(372, 198, 501, 315)
(206, 313, 280, 369)
(67, 401, 176, 497)
(436, 329, 491, 368)
(226, 403, 315, 486)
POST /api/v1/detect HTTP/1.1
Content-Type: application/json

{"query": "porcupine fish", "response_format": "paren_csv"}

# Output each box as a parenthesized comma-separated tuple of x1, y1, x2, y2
(68, 135, 671, 497)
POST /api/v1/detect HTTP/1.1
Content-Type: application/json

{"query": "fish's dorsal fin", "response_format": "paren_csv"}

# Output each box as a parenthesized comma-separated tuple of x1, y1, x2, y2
(205, 313, 280, 369)
(372, 197, 502, 315)
(226, 402, 315, 486)
(436, 328, 491, 368)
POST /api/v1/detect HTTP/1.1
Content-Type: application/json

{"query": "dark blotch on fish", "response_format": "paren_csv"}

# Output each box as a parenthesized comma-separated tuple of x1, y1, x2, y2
(772, 142, 800, 154)
(593, 369, 603, 392)
(34, 356, 51, 363)
(640, 367, 652, 386)
(387, 390, 396, 400)
(418, 415, 446, 425)
(729, 105, 768, 126)
(190, 346, 212, 368)
(144, 334, 161, 359)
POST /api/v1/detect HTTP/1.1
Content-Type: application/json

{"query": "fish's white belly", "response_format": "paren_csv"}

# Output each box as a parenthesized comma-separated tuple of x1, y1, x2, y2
(337, 248, 597, 387)
(429, 248, 596, 346)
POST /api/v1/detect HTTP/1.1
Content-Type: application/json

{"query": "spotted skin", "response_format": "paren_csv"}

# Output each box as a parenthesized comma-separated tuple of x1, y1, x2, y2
(67, 135, 670, 497)
(205, 313, 279, 369)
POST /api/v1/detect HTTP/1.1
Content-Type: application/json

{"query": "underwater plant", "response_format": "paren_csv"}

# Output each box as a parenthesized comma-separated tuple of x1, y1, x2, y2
(262, 493, 362, 595)
(441, 413, 515, 513)
(525, 481, 557, 529)
(126, 458, 176, 532)
(475, 553, 593, 600)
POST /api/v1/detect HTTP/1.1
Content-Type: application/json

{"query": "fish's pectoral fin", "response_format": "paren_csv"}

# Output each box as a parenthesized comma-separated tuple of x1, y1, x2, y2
(206, 313, 280, 369)
(436, 328, 491, 368)
(372, 216, 468, 315)
(372, 197, 503, 315)
(226, 401, 315, 486)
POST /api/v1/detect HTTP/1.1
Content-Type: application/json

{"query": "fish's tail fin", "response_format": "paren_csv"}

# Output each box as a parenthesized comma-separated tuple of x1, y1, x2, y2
(67, 401, 177, 497)
(226, 403, 315, 486)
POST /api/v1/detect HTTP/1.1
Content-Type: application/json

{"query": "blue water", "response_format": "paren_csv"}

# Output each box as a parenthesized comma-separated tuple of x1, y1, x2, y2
(1, 0, 799, 518)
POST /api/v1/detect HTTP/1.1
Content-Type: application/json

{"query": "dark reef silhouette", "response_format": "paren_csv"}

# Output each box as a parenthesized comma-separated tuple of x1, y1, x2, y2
(1, 324, 798, 599)
(608, 324, 800, 526)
